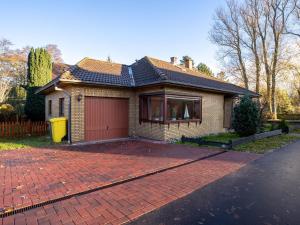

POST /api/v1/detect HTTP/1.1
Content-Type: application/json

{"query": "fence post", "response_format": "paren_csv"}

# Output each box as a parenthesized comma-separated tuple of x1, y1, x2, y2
(6, 122, 9, 137)
(29, 121, 32, 136)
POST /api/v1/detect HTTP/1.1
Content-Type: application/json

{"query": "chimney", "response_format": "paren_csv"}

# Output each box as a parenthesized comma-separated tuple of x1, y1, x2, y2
(170, 56, 177, 65)
(184, 58, 193, 69)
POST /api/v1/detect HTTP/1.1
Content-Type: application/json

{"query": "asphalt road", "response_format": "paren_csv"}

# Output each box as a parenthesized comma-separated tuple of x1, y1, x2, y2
(129, 141, 300, 225)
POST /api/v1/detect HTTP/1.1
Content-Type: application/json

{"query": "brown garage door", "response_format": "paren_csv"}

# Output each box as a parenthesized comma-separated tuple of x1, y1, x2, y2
(84, 97, 129, 141)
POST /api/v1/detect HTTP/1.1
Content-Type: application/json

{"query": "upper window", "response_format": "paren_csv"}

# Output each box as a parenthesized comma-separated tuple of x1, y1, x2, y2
(48, 100, 52, 116)
(139, 94, 202, 123)
(59, 98, 65, 117)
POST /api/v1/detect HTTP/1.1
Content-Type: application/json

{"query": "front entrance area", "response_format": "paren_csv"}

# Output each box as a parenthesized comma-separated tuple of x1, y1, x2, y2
(84, 96, 129, 141)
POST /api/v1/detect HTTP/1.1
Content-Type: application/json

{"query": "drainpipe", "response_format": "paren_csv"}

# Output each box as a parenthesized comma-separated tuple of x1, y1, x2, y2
(54, 85, 72, 144)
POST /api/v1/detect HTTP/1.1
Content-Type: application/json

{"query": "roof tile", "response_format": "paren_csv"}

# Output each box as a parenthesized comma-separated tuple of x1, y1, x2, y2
(40, 56, 258, 96)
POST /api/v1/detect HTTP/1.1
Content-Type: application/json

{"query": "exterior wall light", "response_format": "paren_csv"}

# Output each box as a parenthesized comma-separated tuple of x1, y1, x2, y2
(77, 94, 83, 102)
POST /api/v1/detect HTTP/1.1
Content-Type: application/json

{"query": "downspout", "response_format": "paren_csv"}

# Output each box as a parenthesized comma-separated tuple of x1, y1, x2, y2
(54, 85, 72, 144)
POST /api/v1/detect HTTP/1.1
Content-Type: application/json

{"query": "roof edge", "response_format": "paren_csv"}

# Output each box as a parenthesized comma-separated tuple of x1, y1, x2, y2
(143, 57, 168, 80)
(37, 78, 259, 97)
(135, 80, 259, 97)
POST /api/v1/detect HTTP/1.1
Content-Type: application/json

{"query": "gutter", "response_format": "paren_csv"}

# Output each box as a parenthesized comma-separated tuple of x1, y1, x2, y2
(58, 79, 253, 96)
(54, 85, 72, 144)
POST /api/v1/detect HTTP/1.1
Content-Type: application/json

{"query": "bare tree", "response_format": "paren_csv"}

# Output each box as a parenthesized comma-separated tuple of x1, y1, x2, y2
(0, 78, 12, 103)
(263, 0, 296, 116)
(283, 0, 300, 37)
(0, 38, 27, 103)
(0, 38, 13, 55)
(241, 0, 262, 93)
(210, 0, 249, 89)
(211, 0, 298, 118)
(45, 44, 63, 63)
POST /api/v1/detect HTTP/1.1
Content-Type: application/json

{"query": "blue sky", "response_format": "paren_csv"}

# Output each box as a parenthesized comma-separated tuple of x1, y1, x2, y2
(1, 0, 225, 72)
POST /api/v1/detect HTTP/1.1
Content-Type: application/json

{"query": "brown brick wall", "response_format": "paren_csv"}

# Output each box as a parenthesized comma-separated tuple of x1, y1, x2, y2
(46, 85, 226, 142)
(45, 90, 70, 121)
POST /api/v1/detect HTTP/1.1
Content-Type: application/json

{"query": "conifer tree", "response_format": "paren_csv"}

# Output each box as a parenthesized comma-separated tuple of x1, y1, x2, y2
(25, 48, 52, 120)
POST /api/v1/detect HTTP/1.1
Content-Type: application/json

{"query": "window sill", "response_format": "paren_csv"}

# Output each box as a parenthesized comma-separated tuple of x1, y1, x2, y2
(166, 119, 202, 123)
(139, 119, 202, 124)
(139, 119, 164, 124)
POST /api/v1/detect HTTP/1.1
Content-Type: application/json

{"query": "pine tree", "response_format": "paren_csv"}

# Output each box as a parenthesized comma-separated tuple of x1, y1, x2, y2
(197, 63, 213, 76)
(27, 48, 52, 86)
(25, 48, 52, 120)
(180, 56, 195, 67)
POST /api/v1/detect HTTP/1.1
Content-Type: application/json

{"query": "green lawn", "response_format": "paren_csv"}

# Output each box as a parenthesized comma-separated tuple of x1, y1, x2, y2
(175, 132, 239, 148)
(201, 132, 240, 142)
(291, 128, 300, 134)
(261, 123, 276, 132)
(234, 134, 299, 154)
(0, 136, 52, 151)
(176, 132, 299, 154)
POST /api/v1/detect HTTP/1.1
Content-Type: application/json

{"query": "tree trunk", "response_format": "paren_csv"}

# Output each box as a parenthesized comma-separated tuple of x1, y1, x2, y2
(254, 48, 261, 94)
(267, 74, 272, 113)
(260, 37, 272, 113)
(270, 12, 280, 119)
(271, 75, 277, 119)
(237, 48, 249, 89)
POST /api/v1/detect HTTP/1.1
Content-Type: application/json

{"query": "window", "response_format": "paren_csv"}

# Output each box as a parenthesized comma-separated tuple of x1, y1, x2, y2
(140, 95, 164, 122)
(48, 100, 52, 115)
(167, 97, 201, 121)
(139, 93, 202, 123)
(59, 98, 64, 117)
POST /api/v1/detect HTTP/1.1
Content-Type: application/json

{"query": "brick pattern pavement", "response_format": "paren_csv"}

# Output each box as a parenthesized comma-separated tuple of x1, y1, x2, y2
(1, 151, 260, 225)
(0, 141, 219, 211)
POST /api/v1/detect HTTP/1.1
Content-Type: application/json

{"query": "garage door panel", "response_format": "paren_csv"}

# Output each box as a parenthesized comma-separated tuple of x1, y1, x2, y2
(84, 97, 129, 141)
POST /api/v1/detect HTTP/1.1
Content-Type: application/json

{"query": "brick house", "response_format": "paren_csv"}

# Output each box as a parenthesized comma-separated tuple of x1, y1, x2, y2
(37, 56, 258, 143)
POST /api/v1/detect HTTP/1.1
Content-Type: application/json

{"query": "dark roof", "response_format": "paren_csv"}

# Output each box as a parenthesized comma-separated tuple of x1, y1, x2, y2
(135, 57, 258, 96)
(38, 56, 258, 97)
(59, 58, 134, 87)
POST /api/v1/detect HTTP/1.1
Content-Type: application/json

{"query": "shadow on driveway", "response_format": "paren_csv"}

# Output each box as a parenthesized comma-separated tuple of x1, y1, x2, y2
(129, 141, 300, 225)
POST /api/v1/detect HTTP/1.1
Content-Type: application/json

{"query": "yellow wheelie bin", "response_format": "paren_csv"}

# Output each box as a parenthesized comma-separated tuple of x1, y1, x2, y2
(49, 117, 67, 143)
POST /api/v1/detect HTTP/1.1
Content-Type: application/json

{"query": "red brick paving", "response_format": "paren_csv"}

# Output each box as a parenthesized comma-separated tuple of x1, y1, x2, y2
(0, 141, 220, 211)
(0, 151, 260, 225)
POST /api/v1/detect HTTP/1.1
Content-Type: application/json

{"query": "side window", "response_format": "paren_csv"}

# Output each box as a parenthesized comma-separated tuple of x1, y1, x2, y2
(48, 100, 52, 116)
(59, 98, 65, 117)
(224, 97, 233, 128)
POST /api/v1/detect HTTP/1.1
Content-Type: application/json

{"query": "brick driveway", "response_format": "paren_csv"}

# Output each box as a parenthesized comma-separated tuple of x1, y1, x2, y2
(0, 141, 260, 225)
(0, 141, 220, 211)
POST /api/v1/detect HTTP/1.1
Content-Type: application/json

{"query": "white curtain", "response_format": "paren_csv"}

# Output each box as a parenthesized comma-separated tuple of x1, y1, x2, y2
(184, 104, 190, 119)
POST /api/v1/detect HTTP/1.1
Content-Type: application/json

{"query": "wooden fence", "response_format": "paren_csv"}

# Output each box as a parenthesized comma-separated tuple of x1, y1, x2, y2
(277, 114, 300, 120)
(0, 121, 49, 138)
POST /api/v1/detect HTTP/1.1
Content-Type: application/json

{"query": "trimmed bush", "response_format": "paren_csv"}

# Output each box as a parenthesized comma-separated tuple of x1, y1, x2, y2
(278, 119, 289, 133)
(0, 104, 16, 121)
(232, 95, 260, 137)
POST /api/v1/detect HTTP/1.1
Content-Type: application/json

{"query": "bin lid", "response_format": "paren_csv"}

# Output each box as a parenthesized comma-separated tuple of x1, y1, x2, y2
(49, 117, 67, 122)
